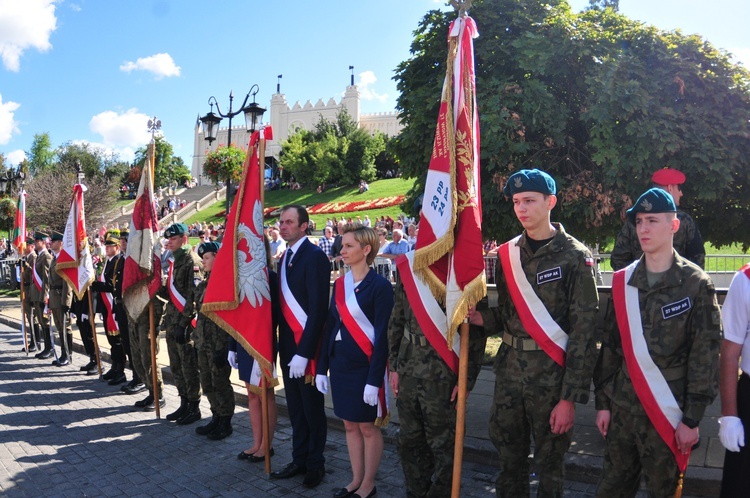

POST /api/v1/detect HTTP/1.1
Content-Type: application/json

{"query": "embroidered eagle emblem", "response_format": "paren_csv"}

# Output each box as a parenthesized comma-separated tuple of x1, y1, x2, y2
(236, 200, 271, 307)
(514, 176, 523, 188)
(640, 199, 653, 211)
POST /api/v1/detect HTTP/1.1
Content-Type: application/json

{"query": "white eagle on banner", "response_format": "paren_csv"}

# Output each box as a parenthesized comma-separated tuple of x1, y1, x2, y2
(236, 200, 271, 307)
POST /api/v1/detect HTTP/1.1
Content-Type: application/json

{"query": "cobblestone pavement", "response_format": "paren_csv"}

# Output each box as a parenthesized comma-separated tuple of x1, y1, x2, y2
(0, 326, 701, 497)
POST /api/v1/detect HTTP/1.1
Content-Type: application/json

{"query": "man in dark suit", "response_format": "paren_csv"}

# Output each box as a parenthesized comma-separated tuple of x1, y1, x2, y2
(271, 205, 331, 488)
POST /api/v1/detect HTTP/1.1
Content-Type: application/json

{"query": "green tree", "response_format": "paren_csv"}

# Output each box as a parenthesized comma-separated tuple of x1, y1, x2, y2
(133, 136, 184, 188)
(26, 132, 55, 176)
(55, 141, 106, 178)
(393, 0, 750, 247)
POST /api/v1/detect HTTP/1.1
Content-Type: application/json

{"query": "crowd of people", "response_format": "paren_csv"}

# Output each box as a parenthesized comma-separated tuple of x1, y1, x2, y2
(11, 166, 749, 498)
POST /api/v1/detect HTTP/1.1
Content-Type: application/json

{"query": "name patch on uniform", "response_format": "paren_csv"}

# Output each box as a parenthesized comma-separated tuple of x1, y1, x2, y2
(536, 267, 562, 285)
(661, 297, 691, 319)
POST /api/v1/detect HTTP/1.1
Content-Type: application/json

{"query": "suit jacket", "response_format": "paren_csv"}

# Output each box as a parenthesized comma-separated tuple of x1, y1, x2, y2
(48, 253, 73, 309)
(278, 237, 331, 365)
(29, 248, 53, 303)
(317, 269, 394, 388)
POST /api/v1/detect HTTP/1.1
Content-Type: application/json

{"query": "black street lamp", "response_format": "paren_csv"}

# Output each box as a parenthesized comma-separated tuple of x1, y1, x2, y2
(0, 169, 26, 197)
(200, 85, 266, 212)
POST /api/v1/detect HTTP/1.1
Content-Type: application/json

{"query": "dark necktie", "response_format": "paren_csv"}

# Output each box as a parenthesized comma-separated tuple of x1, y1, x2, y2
(287, 249, 294, 268)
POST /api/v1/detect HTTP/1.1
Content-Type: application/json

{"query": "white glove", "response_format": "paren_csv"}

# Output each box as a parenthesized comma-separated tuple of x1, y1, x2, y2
(227, 350, 238, 369)
(719, 416, 745, 452)
(315, 374, 329, 394)
(81, 313, 89, 320)
(363, 384, 379, 406)
(288, 354, 308, 379)
(70, 313, 77, 321)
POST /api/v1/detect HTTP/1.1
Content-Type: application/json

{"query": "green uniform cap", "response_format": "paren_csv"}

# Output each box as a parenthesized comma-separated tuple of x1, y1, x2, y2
(626, 187, 677, 223)
(34, 231, 49, 241)
(503, 169, 556, 197)
(164, 222, 188, 238)
(50, 231, 64, 242)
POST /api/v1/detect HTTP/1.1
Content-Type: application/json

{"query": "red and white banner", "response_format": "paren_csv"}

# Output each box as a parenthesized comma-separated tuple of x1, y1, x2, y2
(397, 252, 460, 374)
(498, 236, 567, 366)
(122, 142, 162, 321)
(202, 127, 277, 390)
(334, 272, 389, 423)
(612, 262, 690, 472)
(12, 189, 26, 252)
(98, 263, 119, 333)
(56, 184, 96, 300)
(407, 15, 485, 345)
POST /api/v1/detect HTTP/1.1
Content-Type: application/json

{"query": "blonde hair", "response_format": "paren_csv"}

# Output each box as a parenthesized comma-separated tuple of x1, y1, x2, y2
(341, 223, 378, 265)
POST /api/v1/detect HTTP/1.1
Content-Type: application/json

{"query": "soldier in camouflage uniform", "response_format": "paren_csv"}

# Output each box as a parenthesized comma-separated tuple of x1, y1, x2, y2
(130, 296, 166, 411)
(193, 241, 235, 440)
(161, 222, 204, 425)
(610, 167, 705, 270)
(470, 169, 599, 498)
(594, 188, 721, 497)
(30, 232, 55, 359)
(389, 280, 486, 497)
(48, 231, 74, 366)
(20, 238, 41, 352)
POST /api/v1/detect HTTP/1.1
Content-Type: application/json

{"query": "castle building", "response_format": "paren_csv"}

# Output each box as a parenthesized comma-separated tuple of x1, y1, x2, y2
(191, 84, 403, 184)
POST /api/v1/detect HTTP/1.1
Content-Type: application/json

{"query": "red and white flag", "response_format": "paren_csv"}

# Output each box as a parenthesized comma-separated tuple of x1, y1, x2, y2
(56, 184, 95, 299)
(202, 127, 276, 390)
(12, 189, 26, 252)
(122, 142, 163, 320)
(406, 14, 486, 345)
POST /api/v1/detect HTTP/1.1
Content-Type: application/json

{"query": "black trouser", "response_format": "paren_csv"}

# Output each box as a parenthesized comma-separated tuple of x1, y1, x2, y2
(114, 302, 135, 375)
(76, 316, 96, 359)
(721, 373, 750, 498)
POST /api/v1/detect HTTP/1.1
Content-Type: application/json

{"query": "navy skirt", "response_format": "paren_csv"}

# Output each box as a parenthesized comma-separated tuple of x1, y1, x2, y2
(329, 342, 378, 423)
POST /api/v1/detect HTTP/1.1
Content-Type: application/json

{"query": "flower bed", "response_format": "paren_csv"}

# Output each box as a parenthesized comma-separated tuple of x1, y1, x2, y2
(264, 195, 404, 218)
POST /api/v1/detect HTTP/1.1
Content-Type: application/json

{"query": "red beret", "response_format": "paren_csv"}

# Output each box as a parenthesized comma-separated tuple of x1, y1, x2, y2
(651, 167, 685, 186)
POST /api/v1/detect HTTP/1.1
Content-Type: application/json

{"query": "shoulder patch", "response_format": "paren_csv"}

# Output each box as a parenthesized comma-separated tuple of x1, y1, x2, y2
(537, 266, 562, 285)
(661, 297, 692, 320)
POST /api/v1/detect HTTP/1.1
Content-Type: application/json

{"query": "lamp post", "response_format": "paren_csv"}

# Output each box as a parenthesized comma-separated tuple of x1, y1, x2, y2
(0, 169, 26, 197)
(200, 85, 266, 213)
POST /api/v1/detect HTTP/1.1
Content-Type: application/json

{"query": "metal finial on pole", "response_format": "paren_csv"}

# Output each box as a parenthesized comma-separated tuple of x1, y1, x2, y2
(147, 116, 162, 139)
(449, 0, 472, 17)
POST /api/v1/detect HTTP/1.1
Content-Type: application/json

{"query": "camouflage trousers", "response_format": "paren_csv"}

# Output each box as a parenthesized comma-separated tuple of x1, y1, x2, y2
(596, 403, 679, 498)
(166, 330, 202, 401)
(129, 306, 164, 395)
(489, 379, 570, 498)
(396, 374, 455, 498)
(197, 348, 235, 417)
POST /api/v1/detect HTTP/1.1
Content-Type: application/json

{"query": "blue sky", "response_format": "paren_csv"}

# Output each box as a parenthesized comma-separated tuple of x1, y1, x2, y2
(1, 0, 748, 169)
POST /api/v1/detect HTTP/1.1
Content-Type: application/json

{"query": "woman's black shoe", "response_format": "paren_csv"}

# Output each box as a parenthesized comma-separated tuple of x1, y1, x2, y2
(248, 448, 274, 462)
(333, 486, 358, 498)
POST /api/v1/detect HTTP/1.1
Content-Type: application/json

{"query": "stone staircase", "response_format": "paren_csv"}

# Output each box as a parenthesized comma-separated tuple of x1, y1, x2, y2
(107, 184, 221, 228)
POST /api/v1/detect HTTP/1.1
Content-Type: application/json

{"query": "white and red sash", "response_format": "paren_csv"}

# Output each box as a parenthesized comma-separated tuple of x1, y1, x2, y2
(167, 258, 187, 313)
(612, 261, 690, 472)
(32, 257, 43, 293)
(279, 247, 316, 381)
(499, 236, 567, 366)
(98, 262, 119, 334)
(741, 262, 750, 279)
(396, 252, 460, 374)
(335, 272, 389, 424)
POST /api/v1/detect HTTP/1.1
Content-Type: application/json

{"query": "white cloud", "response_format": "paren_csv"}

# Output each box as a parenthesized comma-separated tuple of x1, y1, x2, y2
(357, 70, 388, 103)
(730, 47, 750, 69)
(0, 93, 20, 145)
(0, 0, 58, 72)
(120, 53, 181, 79)
(5, 149, 26, 166)
(70, 139, 136, 163)
(89, 108, 151, 152)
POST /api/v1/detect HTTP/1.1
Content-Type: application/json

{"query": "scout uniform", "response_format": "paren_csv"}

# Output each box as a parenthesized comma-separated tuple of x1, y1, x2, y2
(193, 241, 235, 439)
(611, 168, 705, 270)
(161, 222, 204, 424)
(48, 231, 74, 366)
(388, 277, 486, 497)
(30, 232, 54, 359)
(594, 188, 722, 497)
(479, 170, 599, 497)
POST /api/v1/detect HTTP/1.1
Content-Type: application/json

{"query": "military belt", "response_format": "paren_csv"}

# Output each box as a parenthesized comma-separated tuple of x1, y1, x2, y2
(403, 329, 429, 347)
(501, 331, 543, 352)
(623, 364, 687, 382)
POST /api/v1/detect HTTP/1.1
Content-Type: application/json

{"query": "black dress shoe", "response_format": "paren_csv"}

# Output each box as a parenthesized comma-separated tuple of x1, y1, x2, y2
(248, 448, 274, 463)
(22, 345, 38, 353)
(52, 356, 69, 366)
(135, 394, 153, 408)
(85, 364, 100, 375)
(36, 349, 53, 359)
(123, 382, 146, 395)
(144, 397, 165, 412)
(352, 486, 376, 498)
(237, 450, 253, 460)
(302, 467, 326, 488)
(108, 372, 127, 385)
(270, 462, 306, 479)
(334, 486, 358, 498)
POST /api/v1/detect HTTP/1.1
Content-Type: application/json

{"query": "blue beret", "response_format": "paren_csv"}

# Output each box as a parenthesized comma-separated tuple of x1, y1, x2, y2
(164, 223, 188, 238)
(503, 169, 556, 197)
(197, 241, 221, 258)
(626, 188, 677, 223)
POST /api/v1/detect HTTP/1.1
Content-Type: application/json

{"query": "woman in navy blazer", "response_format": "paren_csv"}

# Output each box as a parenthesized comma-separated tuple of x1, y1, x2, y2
(316, 224, 394, 498)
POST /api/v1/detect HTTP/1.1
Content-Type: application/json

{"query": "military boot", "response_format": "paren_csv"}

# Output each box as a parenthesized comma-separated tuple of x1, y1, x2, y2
(207, 415, 233, 440)
(195, 412, 219, 436)
(108, 363, 127, 385)
(175, 400, 201, 425)
(35, 327, 53, 359)
(166, 396, 188, 421)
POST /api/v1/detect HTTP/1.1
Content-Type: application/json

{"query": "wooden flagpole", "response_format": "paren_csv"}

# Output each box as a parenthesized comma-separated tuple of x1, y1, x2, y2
(451, 321, 470, 497)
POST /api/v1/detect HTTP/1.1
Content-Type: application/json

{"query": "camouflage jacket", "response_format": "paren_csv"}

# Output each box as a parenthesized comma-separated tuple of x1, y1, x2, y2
(594, 252, 722, 425)
(388, 281, 486, 389)
(161, 245, 204, 330)
(479, 223, 599, 404)
(29, 248, 53, 303)
(193, 272, 229, 353)
(48, 254, 73, 309)
(610, 210, 705, 271)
